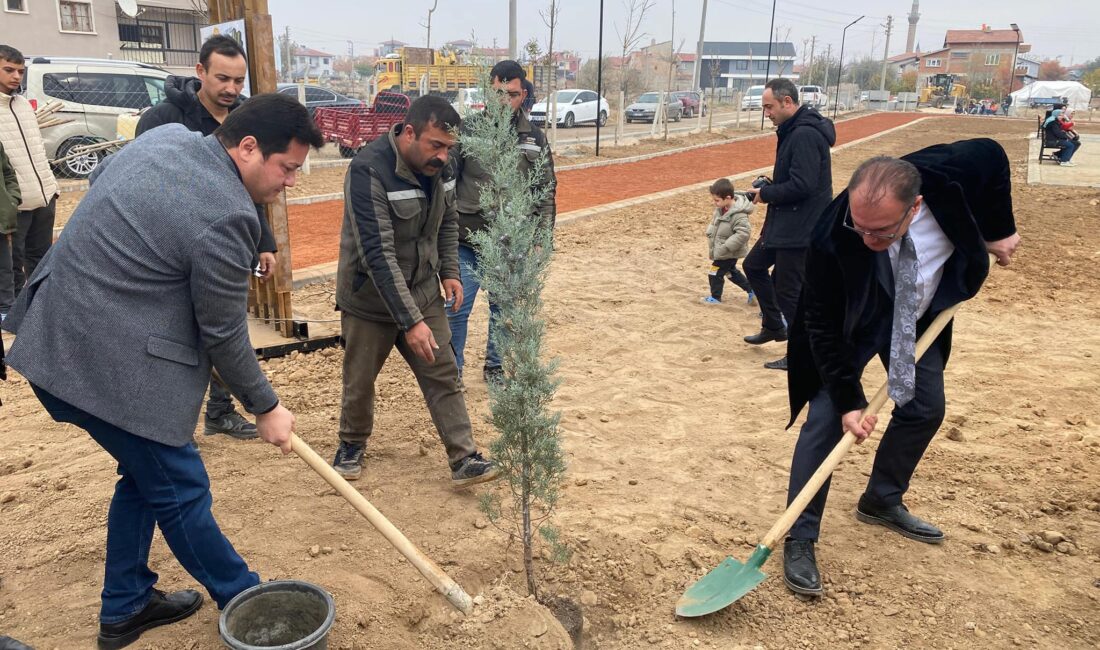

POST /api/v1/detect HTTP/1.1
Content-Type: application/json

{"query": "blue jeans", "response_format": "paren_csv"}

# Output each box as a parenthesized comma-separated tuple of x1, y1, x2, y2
(32, 385, 259, 623)
(446, 244, 501, 373)
(1057, 138, 1079, 162)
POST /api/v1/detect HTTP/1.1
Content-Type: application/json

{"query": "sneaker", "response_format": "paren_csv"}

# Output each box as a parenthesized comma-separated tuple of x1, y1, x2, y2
(701, 296, 722, 304)
(746, 291, 755, 305)
(483, 365, 504, 386)
(1059, 161, 1077, 167)
(203, 411, 258, 440)
(451, 452, 501, 488)
(332, 441, 365, 480)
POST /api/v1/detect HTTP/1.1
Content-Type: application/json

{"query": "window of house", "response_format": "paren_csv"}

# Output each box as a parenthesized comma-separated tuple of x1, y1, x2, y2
(58, 0, 94, 33)
(926, 58, 941, 68)
(754, 60, 768, 71)
(735, 60, 749, 71)
(323, 58, 330, 65)
(5, 0, 28, 13)
(985, 53, 1000, 66)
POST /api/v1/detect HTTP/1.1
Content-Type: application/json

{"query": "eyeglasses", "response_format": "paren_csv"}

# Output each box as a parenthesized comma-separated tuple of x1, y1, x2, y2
(842, 201, 916, 241)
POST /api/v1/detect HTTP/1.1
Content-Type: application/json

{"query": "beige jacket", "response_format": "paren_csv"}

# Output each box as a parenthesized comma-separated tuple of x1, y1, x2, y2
(0, 92, 59, 211)
(705, 193, 754, 260)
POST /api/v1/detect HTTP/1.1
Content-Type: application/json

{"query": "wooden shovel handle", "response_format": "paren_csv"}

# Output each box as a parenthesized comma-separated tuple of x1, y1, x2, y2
(759, 300, 964, 551)
(290, 434, 474, 614)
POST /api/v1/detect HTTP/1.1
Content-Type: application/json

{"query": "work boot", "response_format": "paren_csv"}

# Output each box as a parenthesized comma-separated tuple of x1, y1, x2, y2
(97, 588, 203, 650)
(782, 538, 822, 596)
(743, 327, 787, 345)
(204, 411, 258, 440)
(332, 441, 366, 481)
(483, 365, 504, 387)
(451, 452, 501, 488)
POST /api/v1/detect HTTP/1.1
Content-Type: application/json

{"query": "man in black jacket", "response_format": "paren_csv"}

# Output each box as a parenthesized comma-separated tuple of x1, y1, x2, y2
(136, 35, 275, 440)
(780, 139, 1020, 597)
(743, 78, 836, 371)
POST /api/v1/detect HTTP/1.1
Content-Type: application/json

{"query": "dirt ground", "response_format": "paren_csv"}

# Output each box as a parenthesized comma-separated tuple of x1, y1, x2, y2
(3, 117, 1099, 649)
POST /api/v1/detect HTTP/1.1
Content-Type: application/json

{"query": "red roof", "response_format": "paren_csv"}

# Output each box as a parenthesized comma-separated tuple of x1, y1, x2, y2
(919, 48, 950, 58)
(294, 47, 335, 57)
(678, 53, 696, 62)
(888, 52, 920, 63)
(944, 29, 1022, 46)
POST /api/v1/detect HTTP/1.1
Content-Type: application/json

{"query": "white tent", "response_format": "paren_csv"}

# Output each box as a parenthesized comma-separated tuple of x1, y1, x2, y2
(1010, 81, 1092, 111)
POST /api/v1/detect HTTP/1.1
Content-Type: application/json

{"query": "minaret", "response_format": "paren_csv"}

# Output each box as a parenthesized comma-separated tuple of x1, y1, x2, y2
(906, 1, 920, 53)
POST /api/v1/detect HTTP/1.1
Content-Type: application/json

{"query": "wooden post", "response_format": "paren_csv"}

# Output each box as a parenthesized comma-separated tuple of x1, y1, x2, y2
(210, 0, 296, 337)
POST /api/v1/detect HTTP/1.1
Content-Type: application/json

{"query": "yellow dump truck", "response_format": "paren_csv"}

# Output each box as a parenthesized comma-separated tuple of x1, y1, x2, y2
(374, 47, 531, 95)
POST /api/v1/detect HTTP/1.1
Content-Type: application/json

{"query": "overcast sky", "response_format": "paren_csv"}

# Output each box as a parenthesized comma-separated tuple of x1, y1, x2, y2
(268, 0, 1098, 66)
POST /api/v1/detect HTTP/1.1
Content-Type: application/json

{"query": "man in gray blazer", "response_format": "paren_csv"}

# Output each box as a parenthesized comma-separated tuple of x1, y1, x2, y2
(2, 93, 323, 650)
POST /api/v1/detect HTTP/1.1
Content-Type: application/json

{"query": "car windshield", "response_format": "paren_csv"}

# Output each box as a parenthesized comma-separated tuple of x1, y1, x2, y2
(748, 87, 764, 97)
(555, 91, 578, 103)
(638, 92, 660, 103)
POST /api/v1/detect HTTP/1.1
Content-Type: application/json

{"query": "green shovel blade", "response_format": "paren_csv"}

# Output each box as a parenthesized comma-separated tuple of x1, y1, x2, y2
(675, 545, 772, 618)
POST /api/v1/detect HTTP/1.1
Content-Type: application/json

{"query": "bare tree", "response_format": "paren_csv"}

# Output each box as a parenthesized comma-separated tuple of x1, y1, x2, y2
(540, 1, 561, 144)
(614, 0, 656, 143)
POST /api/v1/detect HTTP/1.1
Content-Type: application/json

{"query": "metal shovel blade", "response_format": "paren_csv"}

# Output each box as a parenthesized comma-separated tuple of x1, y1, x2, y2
(675, 545, 771, 618)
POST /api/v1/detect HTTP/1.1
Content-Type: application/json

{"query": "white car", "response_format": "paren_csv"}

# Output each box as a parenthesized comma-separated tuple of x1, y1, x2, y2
(798, 85, 827, 108)
(451, 88, 485, 116)
(741, 85, 765, 110)
(529, 89, 609, 128)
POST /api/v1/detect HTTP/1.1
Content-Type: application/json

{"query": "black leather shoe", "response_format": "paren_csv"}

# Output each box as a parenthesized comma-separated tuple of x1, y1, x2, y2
(744, 328, 787, 345)
(782, 538, 822, 596)
(98, 589, 203, 650)
(855, 496, 945, 544)
(763, 356, 788, 371)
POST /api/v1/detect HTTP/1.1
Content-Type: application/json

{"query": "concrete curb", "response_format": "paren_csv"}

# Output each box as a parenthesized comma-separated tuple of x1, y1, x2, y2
(290, 116, 931, 288)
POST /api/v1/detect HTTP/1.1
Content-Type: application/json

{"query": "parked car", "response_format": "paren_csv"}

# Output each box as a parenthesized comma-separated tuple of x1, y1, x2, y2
(314, 92, 411, 158)
(671, 90, 707, 118)
(741, 85, 765, 110)
(798, 85, 827, 108)
(625, 91, 684, 123)
(277, 83, 363, 116)
(19, 56, 171, 178)
(529, 89, 609, 128)
(451, 88, 486, 116)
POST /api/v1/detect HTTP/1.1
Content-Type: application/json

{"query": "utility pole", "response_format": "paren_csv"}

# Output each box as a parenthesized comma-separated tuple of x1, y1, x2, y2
(821, 43, 832, 98)
(693, 0, 708, 90)
(509, 0, 518, 58)
(879, 15, 893, 92)
(208, 0, 294, 337)
(284, 26, 291, 82)
(807, 35, 816, 86)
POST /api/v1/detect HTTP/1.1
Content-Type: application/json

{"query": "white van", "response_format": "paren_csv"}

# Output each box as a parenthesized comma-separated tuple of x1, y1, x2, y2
(741, 85, 765, 110)
(20, 57, 171, 178)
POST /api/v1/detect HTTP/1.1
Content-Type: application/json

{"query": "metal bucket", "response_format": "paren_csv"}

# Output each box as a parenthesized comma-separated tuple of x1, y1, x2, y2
(219, 580, 336, 650)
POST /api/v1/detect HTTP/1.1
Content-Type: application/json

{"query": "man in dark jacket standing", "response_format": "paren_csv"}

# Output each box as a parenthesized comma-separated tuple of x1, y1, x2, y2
(332, 95, 499, 488)
(451, 60, 556, 385)
(743, 78, 836, 371)
(137, 35, 276, 440)
(780, 139, 1020, 597)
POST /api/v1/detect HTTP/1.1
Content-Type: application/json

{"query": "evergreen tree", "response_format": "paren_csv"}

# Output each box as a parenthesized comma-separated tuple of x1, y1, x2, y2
(460, 73, 567, 599)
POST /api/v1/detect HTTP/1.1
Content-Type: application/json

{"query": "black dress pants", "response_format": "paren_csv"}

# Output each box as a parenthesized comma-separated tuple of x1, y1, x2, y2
(743, 241, 806, 331)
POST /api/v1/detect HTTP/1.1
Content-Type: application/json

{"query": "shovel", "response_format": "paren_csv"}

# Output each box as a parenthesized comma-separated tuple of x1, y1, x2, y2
(210, 374, 474, 613)
(676, 300, 964, 617)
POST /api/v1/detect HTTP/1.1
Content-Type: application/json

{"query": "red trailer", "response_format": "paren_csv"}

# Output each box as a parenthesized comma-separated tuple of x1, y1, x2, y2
(314, 92, 411, 158)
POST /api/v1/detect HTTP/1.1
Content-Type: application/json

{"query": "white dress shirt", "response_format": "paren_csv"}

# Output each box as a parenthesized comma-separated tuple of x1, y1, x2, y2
(888, 202, 955, 319)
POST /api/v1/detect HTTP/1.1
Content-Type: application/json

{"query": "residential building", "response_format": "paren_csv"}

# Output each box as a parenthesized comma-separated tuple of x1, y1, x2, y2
(698, 41, 797, 92)
(2, 0, 207, 74)
(376, 40, 406, 58)
(916, 25, 1030, 93)
(1013, 53, 1041, 88)
(888, 52, 922, 78)
(292, 47, 334, 80)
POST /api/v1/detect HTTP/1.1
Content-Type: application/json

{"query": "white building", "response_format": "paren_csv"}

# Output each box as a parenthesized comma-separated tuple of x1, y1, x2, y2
(292, 47, 335, 80)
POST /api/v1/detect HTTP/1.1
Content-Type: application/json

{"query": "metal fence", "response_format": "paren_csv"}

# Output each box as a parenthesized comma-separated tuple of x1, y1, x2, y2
(117, 6, 204, 68)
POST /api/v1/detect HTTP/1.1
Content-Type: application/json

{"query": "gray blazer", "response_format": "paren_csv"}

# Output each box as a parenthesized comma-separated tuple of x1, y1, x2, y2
(2, 124, 278, 446)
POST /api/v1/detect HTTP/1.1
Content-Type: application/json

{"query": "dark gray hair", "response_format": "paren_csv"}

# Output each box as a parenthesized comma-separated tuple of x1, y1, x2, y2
(765, 78, 798, 104)
(848, 156, 922, 206)
(0, 45, 25, 65)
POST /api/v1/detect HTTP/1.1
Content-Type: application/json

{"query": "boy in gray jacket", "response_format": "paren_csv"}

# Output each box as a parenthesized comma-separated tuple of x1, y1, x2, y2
(703, 178, 754, 304)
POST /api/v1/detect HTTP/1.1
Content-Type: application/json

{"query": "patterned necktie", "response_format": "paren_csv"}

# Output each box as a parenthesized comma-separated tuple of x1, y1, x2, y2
(888, 233, 919, 406)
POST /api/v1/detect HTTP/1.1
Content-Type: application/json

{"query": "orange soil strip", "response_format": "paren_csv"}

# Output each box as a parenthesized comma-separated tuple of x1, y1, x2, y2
(287, 112, 928, 270)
